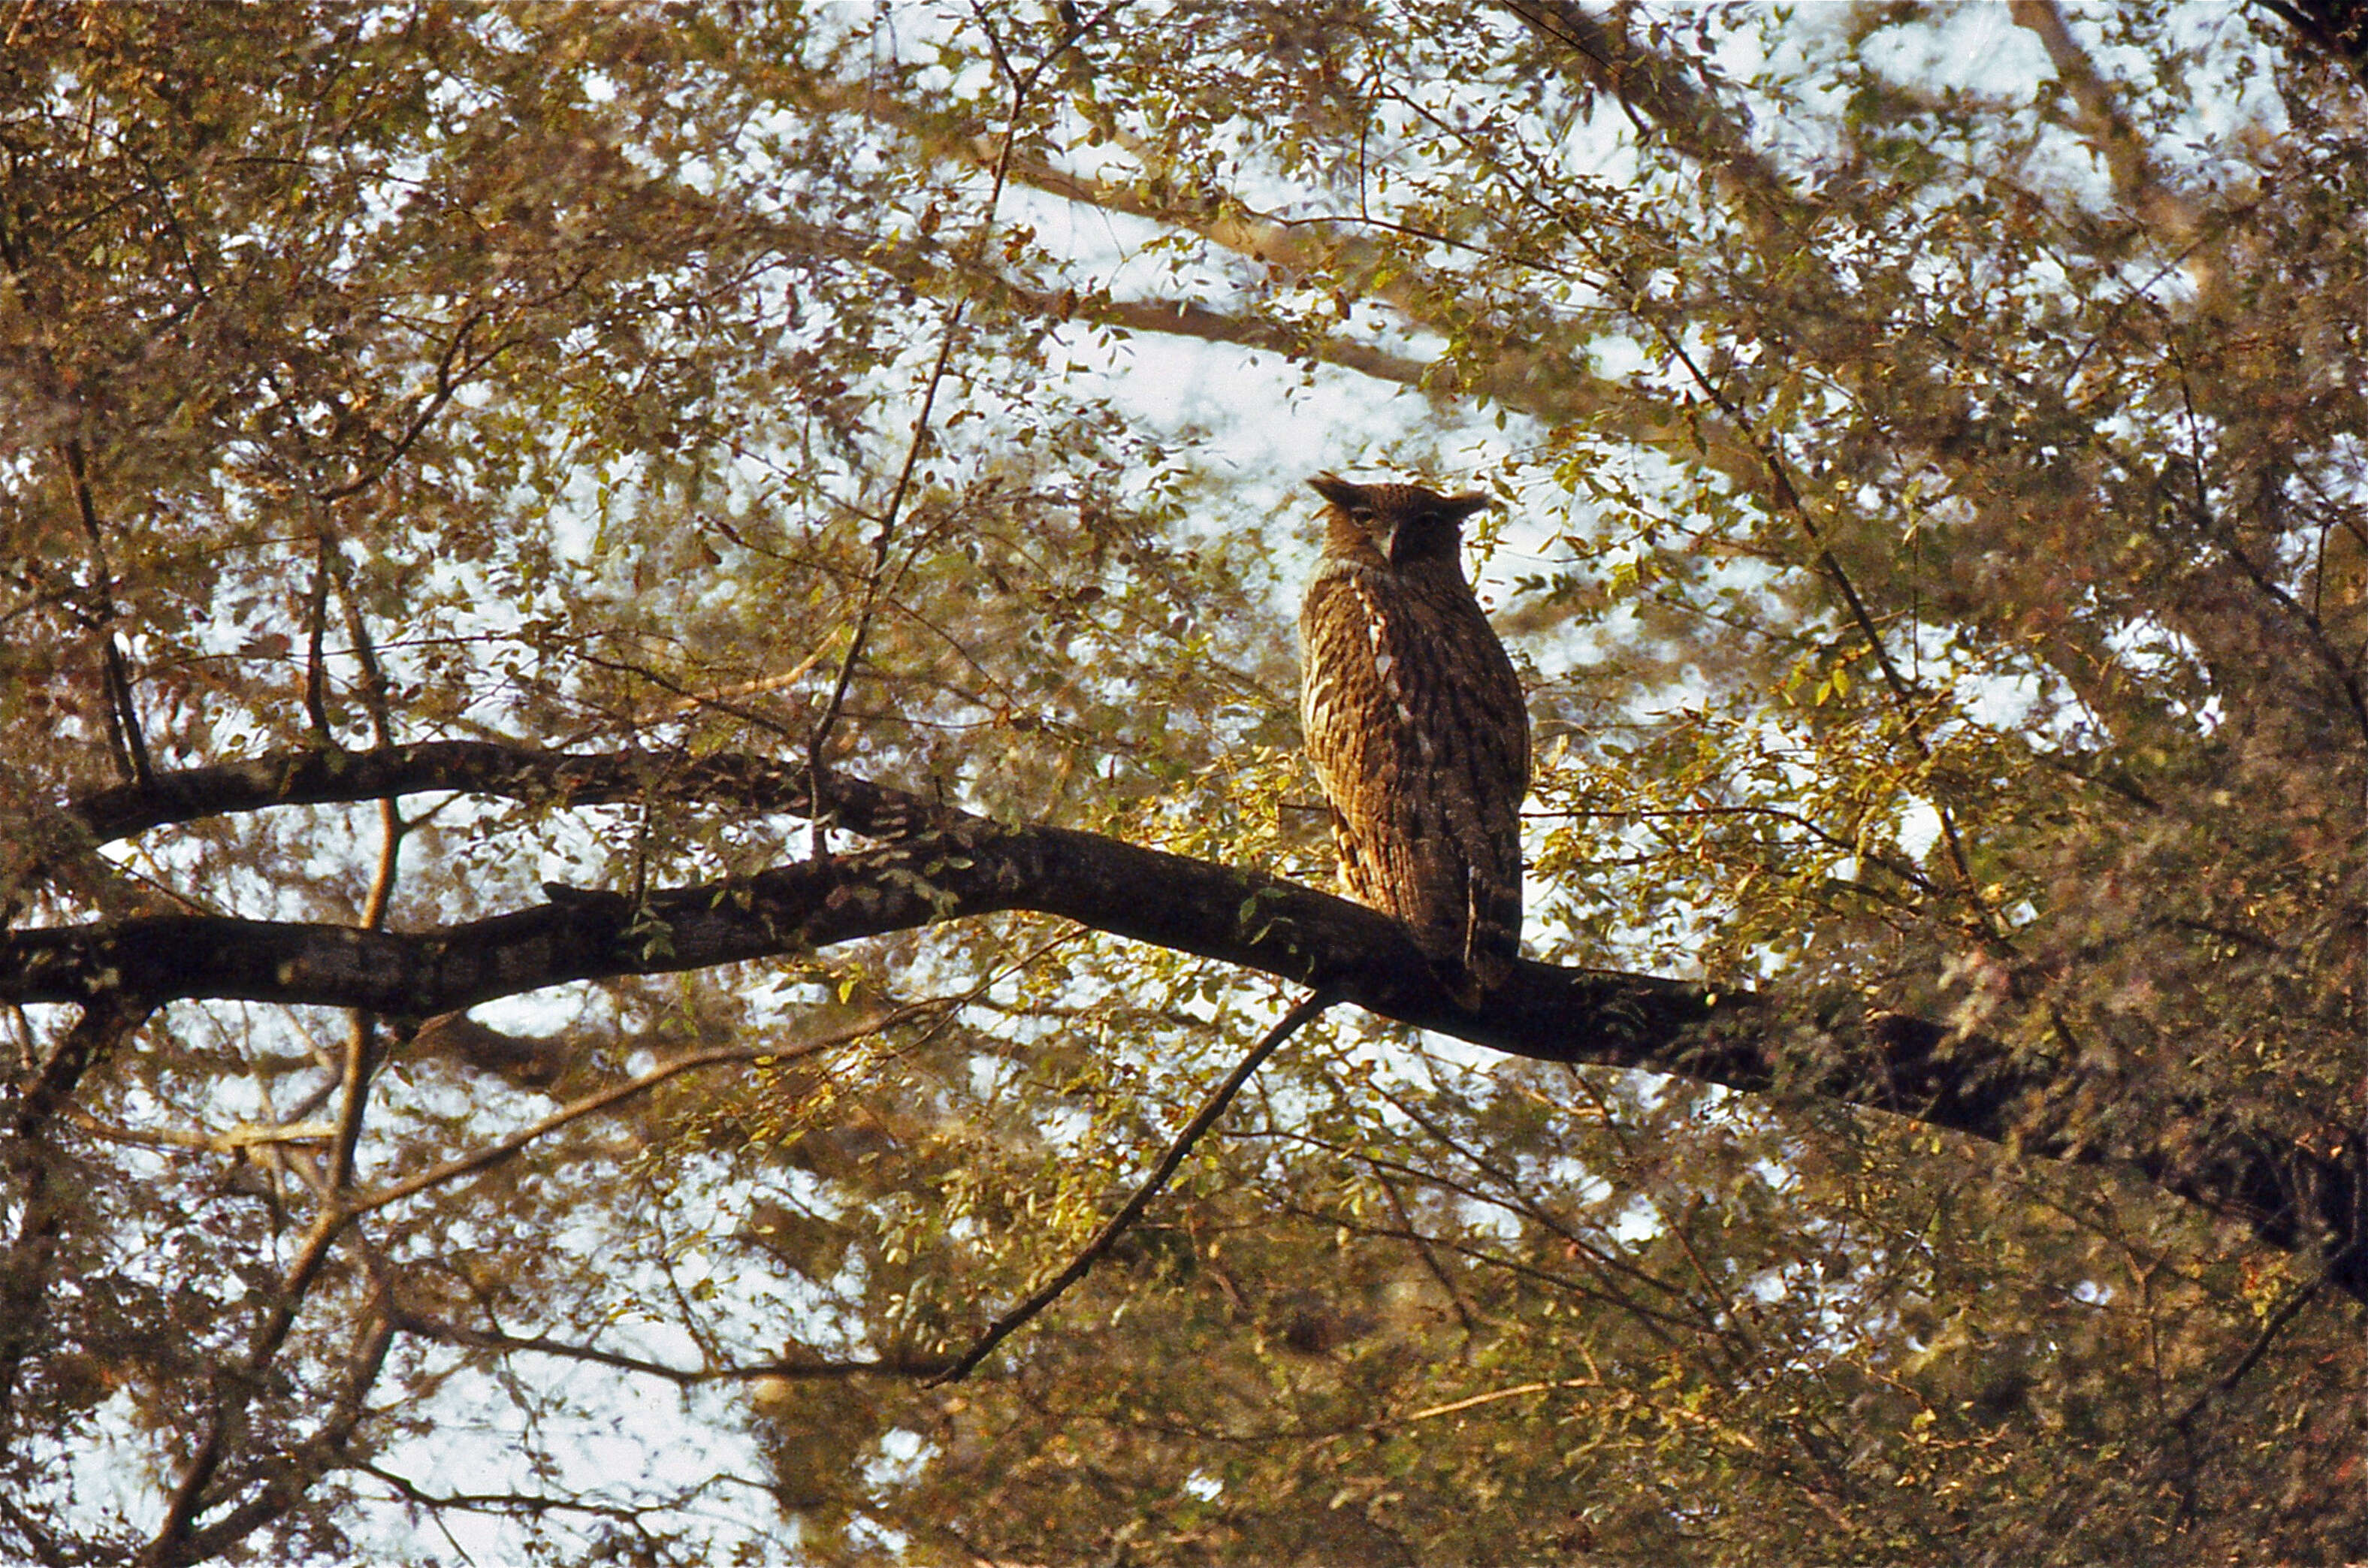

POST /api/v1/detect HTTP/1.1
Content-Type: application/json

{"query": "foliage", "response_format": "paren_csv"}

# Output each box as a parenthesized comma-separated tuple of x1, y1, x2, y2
(3, 2, 2365, 1563)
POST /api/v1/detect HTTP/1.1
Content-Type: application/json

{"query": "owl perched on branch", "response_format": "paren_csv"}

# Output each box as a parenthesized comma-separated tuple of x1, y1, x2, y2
(1299, 473, 1530, 1004)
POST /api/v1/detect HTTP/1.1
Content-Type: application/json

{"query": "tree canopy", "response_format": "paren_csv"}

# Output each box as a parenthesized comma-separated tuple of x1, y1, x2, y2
(5, 2, 2366, 1563)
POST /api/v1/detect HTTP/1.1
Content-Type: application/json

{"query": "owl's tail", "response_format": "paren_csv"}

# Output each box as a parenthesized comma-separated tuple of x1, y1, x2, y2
(1445, 923, 1517, 1009)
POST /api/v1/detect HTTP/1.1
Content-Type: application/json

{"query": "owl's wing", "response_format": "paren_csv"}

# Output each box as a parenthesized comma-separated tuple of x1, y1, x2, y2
(1303, 570, 1400, 906)
(1303, 567, 1521, 983)
(1393, 594, 1527, 992)
(1439, 615, 1529, 990)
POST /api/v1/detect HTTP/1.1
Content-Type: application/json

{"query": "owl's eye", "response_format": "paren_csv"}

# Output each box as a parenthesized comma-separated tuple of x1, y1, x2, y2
(1349, 507, 1376, 524)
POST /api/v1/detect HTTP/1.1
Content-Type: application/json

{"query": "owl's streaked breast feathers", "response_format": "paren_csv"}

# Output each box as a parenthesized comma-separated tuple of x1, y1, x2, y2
(1299, 473, 1530, 1002)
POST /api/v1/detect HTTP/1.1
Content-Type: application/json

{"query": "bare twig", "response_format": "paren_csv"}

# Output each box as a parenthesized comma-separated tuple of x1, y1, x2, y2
(385, 1309, 937, 1385)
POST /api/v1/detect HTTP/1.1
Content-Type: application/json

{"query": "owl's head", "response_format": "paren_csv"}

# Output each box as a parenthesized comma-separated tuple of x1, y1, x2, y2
(1309, 472, 1490, 572)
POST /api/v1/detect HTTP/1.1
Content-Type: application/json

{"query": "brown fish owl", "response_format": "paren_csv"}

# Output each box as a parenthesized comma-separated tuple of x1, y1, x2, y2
(1300, 473, 1530, 1001)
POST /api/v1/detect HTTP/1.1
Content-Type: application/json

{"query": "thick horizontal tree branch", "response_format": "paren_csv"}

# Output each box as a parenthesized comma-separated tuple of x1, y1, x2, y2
(22, 743, 2368, 1304)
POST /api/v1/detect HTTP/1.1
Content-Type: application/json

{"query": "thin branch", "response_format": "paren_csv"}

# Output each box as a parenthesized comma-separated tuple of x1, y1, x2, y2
(319, 533, 406, 1195)
(805, 316, 963, 856)
(1998, 1258, 2340, 1563)
(133, 1002, 922, 1566)
(173, 1298, 398, 1565)
(1347, 1088, 1711, 1323)
(2158, 334, 2368, 784)
(789, 68, 1651, 427)
(1532, 799, 1943, 897)
(327, 783, 404, 1198)
(930, 987, 1338, 1383)
(1399, 1377, 1601, 1425)
(1374, 1170, 1483, 1345)
(1294, 1203, 1705, 1341)
(2010, 0, 2200, 246)
(351, 1010, 925, 1216)
(141, 1183, 362, 1562)
(315, 309, 506, 503)
(1494, 0, 1802, 243)
(0, 1489, 68, 1568)
(2175, 1267, 2331, 1428)
(303, 536, 332, 742)
(0, 999, 152, 1437)
(323, 536, 396, 752)
(322, 1013, 379, 1198)
(60, 440, 150, 787)
(56, 1106, 337, 1153)
(387, 1308, 933, 1385)
(805, 3, 1119, 856)
(1660, 340, 1997, 927)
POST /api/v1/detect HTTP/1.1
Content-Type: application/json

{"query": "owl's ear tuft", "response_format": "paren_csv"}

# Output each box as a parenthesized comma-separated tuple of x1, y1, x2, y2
(1440, 491, 1490, 522)
(1308, 472, 1366, 510)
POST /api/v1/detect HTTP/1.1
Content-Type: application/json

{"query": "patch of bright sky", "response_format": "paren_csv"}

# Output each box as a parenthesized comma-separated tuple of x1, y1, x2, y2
(382, 1363, 774, 1563)
(361, 1150, 893, 1557)
(50, 1388, 170, 1537)
(1608, 1192, 1665, 1245)
(1849, 2, 2052, 95)
(865, 1427, 935, 1489)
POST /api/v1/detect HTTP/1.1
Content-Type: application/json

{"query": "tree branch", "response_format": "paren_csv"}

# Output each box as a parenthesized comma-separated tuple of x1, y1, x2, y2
(18, 743, 2368, 1304)
(929, 986, 1337, 1383)
(1495, 0, 1804, 244)
(783, 74, 1662, 427)
(69, 740, 953, 847)
(1, 998, 153, 1438)
(2251, 0, 2368, 76)
(2011, 0, 2201, 246)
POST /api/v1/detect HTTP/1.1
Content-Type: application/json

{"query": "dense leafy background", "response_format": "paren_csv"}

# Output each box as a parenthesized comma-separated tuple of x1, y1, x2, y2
(4, 2, 2365, 1563)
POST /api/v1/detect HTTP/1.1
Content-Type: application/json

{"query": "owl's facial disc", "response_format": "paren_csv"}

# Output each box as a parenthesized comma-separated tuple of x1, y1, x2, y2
(1388, 495, 1488, 566)
(1333, 497, 1391, 554)
(1386, 511, 1448, 566)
